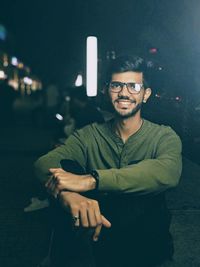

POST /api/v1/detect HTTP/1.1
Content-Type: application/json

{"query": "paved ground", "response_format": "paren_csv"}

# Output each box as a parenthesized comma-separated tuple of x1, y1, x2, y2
(0, 115, 200, 267)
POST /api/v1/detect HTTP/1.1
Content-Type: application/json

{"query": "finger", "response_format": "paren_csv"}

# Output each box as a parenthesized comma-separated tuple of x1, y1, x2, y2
(51, 175, 66, 191)
(79, 208, 89, 228)
(46, 176, 59, 198)
(93, 224, 102, 242)
(45, 175, 54, 188)
(48, 175, 67, 198)
(49, 168, 60, 173)
(87, 208, 98, 228)
(101, 215, 111, 228)
(94, 203, 102, 226)
(49, 168, 64, 174)
(45, 177, 55, 192)
(51, 180, 60, 198)
(46, 172, 59, 185)
(93, 215, 111, 242)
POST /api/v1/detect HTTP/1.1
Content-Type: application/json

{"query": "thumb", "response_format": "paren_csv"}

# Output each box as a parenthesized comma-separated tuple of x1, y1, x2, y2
(49, 168, 57, 173)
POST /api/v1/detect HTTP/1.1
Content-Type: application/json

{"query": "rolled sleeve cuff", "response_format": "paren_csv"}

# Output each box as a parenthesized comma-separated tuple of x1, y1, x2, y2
(97, 169, 118, 191)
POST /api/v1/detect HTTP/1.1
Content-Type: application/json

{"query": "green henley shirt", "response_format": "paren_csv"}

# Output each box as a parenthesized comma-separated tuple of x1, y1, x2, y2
(35, 119, 182, 195)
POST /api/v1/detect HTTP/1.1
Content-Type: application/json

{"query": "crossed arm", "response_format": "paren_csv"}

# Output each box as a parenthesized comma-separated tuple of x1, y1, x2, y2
(45, 168, 111, 241)
(35, 128, 182, 241)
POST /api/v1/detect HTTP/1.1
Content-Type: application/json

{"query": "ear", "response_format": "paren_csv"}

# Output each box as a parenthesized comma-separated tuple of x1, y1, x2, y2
(143, 88, 152, 103)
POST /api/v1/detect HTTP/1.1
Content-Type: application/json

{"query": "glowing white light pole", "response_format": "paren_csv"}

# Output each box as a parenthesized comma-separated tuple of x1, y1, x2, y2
(86, 36, 98, 96)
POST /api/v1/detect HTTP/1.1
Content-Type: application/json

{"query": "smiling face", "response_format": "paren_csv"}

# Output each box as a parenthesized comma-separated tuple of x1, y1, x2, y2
(109, 71, 151, 119)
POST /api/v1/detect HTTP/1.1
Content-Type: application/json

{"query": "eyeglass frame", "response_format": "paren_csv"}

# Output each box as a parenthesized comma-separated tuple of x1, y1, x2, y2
(107, 81, 144, 94)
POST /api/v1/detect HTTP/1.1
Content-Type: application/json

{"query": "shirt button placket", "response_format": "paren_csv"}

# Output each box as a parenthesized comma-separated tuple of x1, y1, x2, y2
(119, 144, 128, 168)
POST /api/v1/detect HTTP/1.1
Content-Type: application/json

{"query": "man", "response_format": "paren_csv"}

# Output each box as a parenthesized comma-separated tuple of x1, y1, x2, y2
(35, 55, 182, 267)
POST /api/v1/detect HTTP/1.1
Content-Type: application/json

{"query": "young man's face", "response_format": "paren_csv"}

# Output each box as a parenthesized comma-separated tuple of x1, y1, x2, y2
(109, 71, 151, 119)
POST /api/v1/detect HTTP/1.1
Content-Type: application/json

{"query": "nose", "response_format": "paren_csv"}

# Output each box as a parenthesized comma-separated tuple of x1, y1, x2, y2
(118, 83, 130, 96)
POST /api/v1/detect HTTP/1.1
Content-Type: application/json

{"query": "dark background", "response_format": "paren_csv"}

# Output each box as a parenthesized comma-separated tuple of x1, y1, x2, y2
(1, 0, 200, 89)
(0, 1, 200, 267)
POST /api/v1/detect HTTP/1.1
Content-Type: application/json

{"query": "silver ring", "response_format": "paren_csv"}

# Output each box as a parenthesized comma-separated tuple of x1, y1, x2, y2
(72, 215, 80, 223)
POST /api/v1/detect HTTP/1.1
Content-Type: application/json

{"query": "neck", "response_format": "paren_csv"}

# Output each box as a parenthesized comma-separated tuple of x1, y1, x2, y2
(114, 113, 143, 142)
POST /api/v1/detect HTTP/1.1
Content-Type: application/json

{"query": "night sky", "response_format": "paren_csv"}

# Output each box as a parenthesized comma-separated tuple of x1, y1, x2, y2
(0, 0, 200, 90)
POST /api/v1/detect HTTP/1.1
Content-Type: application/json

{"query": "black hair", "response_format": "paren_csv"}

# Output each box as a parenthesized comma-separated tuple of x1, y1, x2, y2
(105, 55, 150, 88)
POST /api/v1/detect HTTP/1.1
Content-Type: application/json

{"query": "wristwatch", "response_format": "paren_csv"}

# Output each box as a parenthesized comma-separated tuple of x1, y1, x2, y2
(90, 170, 99, 190)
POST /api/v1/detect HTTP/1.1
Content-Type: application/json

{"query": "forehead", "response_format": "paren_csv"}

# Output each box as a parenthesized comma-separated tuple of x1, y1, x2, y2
(111, 71, 143, 83)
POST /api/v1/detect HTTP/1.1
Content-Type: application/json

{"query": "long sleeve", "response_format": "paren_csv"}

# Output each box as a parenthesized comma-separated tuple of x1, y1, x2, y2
(34, 131, 87, 184)
(97, 128, 182, 195)
(34, 120, 182, 195)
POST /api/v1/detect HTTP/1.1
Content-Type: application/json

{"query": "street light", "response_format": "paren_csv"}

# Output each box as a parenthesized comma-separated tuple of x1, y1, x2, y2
(86, 36, 98, 96)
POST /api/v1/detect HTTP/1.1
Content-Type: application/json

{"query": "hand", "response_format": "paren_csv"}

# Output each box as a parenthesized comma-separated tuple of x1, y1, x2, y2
(45, 168, 96, 197)
(59, 191, 111, 241)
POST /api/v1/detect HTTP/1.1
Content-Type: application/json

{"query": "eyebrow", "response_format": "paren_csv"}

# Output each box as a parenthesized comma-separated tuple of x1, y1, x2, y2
(111, 81, 142, 84)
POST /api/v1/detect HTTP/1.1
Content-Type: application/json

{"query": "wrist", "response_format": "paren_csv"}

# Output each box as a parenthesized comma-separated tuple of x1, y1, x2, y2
(90, 170, 99, 190)
(58, 190, 71, 198)
(84, 174, 96, 191)
(58, 190, 77, 202)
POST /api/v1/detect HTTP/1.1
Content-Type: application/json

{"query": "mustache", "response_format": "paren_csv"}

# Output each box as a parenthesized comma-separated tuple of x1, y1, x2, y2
(115, 96, 136, 103)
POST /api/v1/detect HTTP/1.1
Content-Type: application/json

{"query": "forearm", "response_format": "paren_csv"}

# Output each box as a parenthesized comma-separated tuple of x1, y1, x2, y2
(96, 130, 182, 195)
(97, 156, 182, 194)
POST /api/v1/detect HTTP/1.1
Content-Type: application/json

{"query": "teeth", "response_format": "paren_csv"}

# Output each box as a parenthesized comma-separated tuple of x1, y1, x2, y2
(118, 101, 131, 104)
(115, 100, 136, 105)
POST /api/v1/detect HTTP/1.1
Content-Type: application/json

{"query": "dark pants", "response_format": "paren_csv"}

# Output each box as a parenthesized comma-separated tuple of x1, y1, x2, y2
(49, 160, 174, 267)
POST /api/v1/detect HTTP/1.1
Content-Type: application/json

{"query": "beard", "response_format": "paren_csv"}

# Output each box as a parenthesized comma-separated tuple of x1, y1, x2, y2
(111, 96, 143, 119)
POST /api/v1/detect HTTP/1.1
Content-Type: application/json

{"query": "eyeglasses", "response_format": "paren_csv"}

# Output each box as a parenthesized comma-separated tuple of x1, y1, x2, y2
(108, 81, 144, 94)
